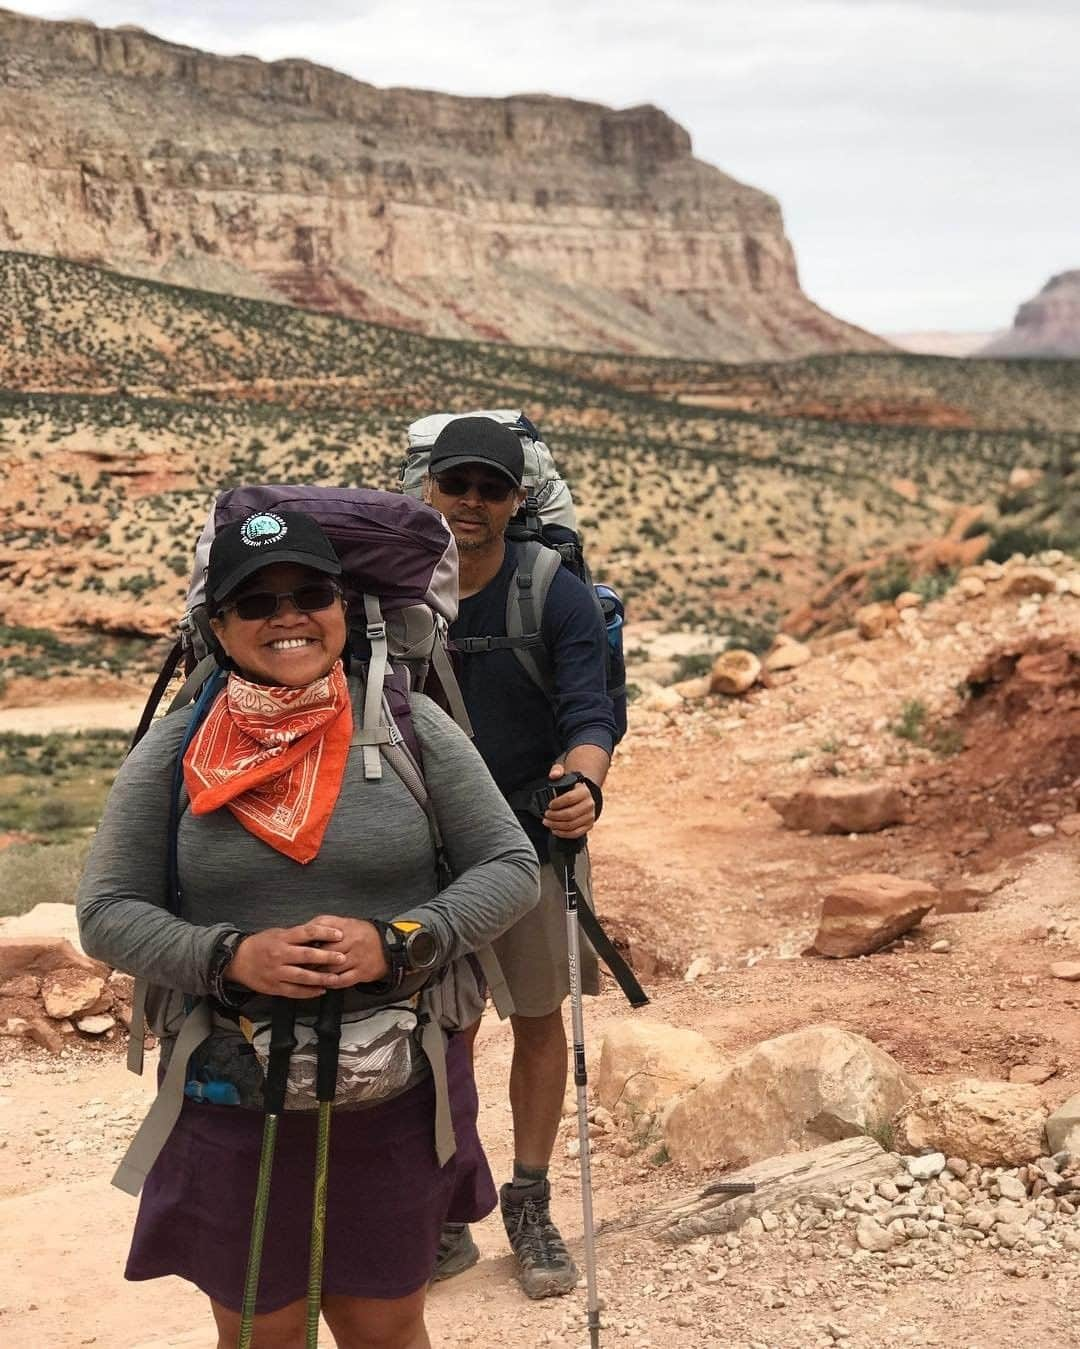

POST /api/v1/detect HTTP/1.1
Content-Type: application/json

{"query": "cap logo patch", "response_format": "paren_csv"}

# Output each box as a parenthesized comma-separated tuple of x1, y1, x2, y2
(240, 512, 287, 547)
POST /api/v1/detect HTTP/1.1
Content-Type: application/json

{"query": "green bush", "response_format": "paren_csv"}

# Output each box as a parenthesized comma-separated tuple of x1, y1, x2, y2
(866, 557, 913, 602)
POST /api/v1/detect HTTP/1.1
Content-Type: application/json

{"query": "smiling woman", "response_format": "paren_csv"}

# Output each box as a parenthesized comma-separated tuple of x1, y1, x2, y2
(75, 504, 541, 1349)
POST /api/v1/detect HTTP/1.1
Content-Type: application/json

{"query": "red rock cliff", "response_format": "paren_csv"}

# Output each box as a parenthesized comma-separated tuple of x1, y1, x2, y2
(0, 8, 886, 360)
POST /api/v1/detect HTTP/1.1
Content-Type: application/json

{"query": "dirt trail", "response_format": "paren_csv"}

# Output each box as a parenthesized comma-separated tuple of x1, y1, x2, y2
(3, 584, 1080, 1346)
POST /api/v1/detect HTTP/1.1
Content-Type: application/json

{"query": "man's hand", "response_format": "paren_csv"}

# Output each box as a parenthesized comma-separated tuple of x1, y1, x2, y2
(224, 920, 348, 999)
(542, 762, 595, 839)
(310, 914, 391, 986)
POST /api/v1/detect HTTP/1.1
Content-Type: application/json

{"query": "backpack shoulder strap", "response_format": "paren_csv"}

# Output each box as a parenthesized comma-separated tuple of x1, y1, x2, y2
(364, 678, 514, 1021)
(505, 540, 563, 703)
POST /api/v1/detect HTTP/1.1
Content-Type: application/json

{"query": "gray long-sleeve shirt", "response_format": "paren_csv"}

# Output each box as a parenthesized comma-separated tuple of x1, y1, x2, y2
(77, 690, 540, 995)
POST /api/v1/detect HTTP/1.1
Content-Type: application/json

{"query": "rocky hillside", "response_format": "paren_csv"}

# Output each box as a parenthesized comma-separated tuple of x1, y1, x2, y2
(0, 7, 885, 362)
(2, 251, 1076, 688)
(983, 272, 1080, 358)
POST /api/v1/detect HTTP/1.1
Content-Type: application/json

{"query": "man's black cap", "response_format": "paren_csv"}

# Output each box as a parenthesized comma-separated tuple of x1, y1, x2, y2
(207, 510, 342, 606)
(429, 416, 524, 487)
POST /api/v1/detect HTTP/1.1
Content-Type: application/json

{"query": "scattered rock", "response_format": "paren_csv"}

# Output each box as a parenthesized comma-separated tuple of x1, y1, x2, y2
(0, 974, 41, 999)
(596, 1019, 724, 1117)
(74, 1013, 116, 1035)
(683, 956, 712, 983)
(855, 1216, 895, 1252)
(1009, 1064, 1057, 1086)
(764, 639, 811, 673)
(770, 781, 905, 835)
(1029, 822, 1055, 838)
(709, 650, 762, 696)
(1004, 568, 1057, 598)
(895, 1080, 1049, 1166)
(1049, 962, 1080, 982)
(957, 576, 986, 600)
(894, 592, 922, 611)
(929, 939, 951, 954)
(904, 1151, 946, 1180)
(841, 656, 880, 691)
(664, 1025, 915, 1170)
(641, 686, 684, 713)
(812, 874, 938, 958)
(41, 971, 107, 1021)
(1045, 1094, 1080, 1155)
(855, 603, 898, 641)
(1058, 814, 1080, 837)
(671, 675, 712, 700)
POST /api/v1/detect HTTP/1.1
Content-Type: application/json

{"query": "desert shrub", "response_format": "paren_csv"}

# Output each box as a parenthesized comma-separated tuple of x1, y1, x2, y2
(986, 525, 1079, 563)
(671, 652, 716, 682)
(866, 557, 913, 602)
(0, 837, 92, 918)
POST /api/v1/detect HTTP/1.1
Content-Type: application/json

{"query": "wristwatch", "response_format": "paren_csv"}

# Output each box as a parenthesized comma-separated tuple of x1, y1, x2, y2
(374, 919, 440, 986)
(208, 929, 250, 1006)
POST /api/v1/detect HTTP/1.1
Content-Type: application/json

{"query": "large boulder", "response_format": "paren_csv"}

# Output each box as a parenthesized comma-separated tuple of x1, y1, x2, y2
(596, 1019, 724, 1117)
(770, 780, 905, 834)
(855, 603, 898, 640)
(709, 650, 761, 696)
(894, 1079, 1048, 1166)
(812, 873, 938, 957)
(663, 1025, 914, 1171)
(0, 937, 106, 984)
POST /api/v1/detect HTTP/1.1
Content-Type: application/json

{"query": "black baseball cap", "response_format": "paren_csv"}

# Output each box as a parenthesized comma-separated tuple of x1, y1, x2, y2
(207, 510, 342, 606)
(428, 416, 524, 487)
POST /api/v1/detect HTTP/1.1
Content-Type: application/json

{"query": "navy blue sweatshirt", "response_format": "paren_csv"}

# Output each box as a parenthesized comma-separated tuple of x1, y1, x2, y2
(451, 543, 616, 861)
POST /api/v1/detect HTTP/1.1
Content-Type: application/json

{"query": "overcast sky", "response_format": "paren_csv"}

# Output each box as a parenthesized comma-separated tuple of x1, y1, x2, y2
(13, 0, 1079, 335)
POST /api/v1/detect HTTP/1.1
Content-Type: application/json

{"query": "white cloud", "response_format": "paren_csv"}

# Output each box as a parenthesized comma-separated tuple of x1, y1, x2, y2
(11, 0, 1079, 331)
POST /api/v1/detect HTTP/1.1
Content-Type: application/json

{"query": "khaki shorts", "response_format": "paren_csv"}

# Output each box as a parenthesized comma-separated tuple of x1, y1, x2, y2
(491, 849, 600, 1019)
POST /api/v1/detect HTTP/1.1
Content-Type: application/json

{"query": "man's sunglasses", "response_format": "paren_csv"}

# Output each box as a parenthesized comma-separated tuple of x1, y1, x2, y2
(220, 582, 342, 622)
(433, 471, 517, 503)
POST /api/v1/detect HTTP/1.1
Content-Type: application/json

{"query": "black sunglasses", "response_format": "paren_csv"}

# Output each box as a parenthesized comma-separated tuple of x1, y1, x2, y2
(433, 471, 517, 503)
(221, 582, 342, 622)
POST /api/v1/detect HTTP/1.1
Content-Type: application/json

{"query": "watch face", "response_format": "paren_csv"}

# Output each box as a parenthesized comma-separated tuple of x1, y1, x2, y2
(406, 928, 439, 969)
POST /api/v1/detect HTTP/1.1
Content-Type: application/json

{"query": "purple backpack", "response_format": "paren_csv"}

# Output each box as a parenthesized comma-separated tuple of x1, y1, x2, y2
(132, 486, 471, 775)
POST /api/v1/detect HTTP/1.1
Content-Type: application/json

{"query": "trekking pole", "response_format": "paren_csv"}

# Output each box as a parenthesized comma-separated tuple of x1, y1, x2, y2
(238, 997, 297, 1349)
(549, 788, 602, 1349)
(305, 987, 344, 1349)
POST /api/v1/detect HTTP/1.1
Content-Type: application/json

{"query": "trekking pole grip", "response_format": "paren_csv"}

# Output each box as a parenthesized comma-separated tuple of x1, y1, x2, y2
(547, 772, 586, 865)
(315, 989, 344, 1103)
(264, 998, 298, 1116)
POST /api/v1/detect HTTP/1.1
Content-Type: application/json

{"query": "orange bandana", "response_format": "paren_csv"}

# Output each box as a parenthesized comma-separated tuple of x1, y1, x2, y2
(183, 661, 353, 863)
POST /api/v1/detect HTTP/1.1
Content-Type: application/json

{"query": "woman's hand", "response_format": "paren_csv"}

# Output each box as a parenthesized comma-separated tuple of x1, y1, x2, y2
(310, 914, 390, 987)
(224, 920, 349, 999)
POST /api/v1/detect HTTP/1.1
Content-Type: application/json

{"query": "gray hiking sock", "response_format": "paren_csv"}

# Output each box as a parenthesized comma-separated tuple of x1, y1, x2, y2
(510, 1160, 549, 1191)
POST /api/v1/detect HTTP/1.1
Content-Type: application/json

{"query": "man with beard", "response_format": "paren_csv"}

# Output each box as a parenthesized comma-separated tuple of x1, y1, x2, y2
(422, 416, 616, 1300)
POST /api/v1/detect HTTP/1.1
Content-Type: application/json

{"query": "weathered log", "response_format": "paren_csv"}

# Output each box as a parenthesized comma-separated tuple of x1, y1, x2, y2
(606, 1135, 897, 1245)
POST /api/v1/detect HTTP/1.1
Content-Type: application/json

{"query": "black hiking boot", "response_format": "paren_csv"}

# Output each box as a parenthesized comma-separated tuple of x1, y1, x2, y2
(432, 1222, 480, 1282)
(499, 1179, 579, 1299)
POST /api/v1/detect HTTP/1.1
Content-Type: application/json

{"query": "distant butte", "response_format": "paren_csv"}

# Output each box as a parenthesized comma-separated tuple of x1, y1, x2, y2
(0, 7, 886, 361)
(982, 271, 1080, 358)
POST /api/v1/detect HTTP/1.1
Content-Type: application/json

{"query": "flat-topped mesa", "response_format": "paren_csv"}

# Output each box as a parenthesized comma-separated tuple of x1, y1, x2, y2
(0, 7, 884, 359)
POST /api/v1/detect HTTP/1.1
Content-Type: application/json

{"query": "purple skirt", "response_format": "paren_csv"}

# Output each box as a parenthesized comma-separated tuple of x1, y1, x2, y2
(126, 1034, 493, 1312)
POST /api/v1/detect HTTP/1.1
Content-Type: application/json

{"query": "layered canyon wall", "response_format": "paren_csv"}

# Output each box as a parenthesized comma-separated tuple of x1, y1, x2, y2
(0, 8, 885, 359)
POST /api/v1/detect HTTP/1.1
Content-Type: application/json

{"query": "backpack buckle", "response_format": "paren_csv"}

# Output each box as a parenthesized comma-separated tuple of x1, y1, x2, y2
(366, 621, 387, 641)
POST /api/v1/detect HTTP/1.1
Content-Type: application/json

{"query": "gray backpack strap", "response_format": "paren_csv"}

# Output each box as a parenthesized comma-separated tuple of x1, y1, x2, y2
(126, 977, 149, 1074)
(112, 999, 214, 1196)
(505, 541, 563, 703)
(361, 594, 389, 780)
(165, 652, 219, 717)
(419, 1015, 457, 1166)
(427, 638, 473, 736)
(380, 736, 515, 1021)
